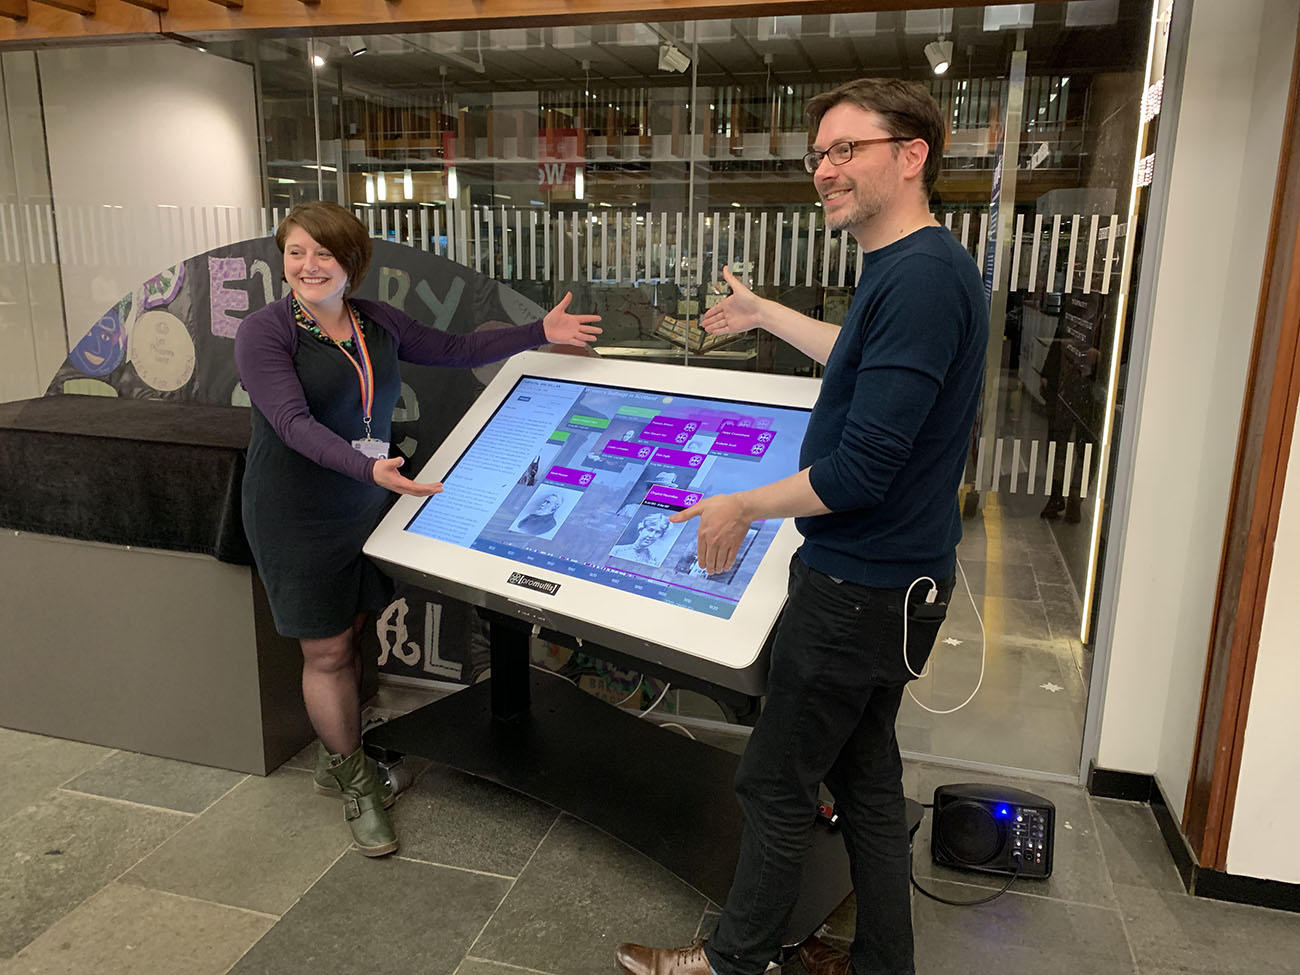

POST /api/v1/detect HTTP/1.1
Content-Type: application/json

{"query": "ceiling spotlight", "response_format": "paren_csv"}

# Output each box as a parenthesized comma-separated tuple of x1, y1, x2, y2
(924, 38, 953, 75)
(658, 44, 691, 73)
(344, 36, 367, 57)
(312, 54, 326, 69)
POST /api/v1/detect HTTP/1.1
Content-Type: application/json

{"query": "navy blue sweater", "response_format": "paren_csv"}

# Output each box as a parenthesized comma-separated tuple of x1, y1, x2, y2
(797, 226, 987, 588)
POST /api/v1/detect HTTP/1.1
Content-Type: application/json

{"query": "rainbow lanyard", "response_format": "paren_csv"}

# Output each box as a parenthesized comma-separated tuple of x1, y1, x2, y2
(297, 295, 376, 439)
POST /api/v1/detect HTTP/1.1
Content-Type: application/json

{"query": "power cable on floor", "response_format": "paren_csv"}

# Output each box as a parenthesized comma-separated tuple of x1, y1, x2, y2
(909, 842, 1023, 907)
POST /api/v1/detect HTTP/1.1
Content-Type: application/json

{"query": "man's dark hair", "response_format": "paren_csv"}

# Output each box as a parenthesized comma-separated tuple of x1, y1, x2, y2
(806, 78, 946, 196)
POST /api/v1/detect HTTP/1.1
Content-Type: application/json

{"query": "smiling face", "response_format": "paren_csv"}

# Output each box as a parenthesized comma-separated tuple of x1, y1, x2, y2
(282, 224, 348, 308)
(534, 493, 562, 515)
(812, 102, 922, 240)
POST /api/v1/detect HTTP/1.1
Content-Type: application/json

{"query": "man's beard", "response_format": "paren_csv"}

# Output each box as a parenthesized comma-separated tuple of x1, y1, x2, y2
(823, 185, 883, 233)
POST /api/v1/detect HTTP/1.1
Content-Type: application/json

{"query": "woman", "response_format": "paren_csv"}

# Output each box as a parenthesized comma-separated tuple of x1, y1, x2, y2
(235, 201, 600, 856)
(608, 512, 672, 565)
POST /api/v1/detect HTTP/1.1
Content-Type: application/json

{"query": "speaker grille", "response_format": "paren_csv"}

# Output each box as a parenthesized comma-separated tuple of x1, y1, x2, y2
(936, 800, 1001, 864)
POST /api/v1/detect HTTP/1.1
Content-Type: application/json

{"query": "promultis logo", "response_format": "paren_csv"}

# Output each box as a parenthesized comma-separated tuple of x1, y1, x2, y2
(507, 572, 561, 596)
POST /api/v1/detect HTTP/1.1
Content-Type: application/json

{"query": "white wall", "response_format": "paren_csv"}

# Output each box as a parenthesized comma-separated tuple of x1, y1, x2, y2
(1095, 0, 1297, 815)
(37, 44, 263, 372)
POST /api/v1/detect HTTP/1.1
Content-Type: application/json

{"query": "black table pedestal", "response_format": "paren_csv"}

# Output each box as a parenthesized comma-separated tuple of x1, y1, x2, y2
(366, 613, 922, 947)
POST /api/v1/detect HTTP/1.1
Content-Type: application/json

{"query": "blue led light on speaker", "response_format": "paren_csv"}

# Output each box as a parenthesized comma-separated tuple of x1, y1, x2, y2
(997, 805, 1011, 817)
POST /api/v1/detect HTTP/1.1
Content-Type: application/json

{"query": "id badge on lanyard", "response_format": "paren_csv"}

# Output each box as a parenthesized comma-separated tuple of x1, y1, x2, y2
(324, 302, 390, 461)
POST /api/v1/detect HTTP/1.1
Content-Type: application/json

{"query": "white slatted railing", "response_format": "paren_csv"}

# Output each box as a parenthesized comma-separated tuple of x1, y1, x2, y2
(2, 201, 1121, 299)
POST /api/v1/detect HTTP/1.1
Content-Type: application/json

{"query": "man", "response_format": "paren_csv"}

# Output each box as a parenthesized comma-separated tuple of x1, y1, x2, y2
(614, 79, 987, 975)
(512, 490, 563, 536)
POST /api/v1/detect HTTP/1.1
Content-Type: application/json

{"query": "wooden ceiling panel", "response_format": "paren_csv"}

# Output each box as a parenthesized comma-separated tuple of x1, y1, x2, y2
(31, 0, 96, 14)
(0, 1, 1075, 51)
(156, 0, 1008, 40)
(0, 0, 158, 43)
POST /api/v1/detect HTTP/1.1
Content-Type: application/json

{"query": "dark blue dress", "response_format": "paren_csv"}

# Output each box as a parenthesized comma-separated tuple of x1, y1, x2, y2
(242, 315, 398, 639)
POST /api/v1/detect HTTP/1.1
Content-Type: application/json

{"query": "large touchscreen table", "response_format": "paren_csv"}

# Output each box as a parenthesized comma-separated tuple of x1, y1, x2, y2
(365, 352, 820, 693)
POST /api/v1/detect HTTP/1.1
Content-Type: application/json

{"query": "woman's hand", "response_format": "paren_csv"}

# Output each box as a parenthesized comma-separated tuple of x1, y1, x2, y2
(700, 265, 767, 335)
(543, 292, 603, 347)
(372, 457, 443, 497)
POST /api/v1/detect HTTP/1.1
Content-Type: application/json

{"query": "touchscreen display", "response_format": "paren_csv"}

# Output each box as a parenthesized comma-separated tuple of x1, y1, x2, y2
(404, 375, 812, 619)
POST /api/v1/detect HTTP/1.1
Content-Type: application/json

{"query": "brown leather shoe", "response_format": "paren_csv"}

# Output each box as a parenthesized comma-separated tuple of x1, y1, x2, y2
(614, 939, 713, 975)
(799, 935, 853, 975)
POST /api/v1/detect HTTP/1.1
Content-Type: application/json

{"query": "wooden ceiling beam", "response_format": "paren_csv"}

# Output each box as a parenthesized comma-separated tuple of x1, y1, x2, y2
(30, 0, 95, 15)
(160, 0, 1006, 38)
(0, 0, 160, 45)
(1, 0, 1048, 50)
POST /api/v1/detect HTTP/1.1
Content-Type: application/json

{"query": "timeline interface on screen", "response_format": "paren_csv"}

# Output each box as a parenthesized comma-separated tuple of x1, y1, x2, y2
(404, 376, 812, 619)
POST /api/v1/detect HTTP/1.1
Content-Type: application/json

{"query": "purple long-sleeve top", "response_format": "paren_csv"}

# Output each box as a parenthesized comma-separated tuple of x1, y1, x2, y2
(234, 295, 546, 484)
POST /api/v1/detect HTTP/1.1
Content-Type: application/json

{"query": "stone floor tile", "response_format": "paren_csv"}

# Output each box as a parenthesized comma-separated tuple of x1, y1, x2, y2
(390, 765, 559, 876)
(4, 883, 272, 975)
(61, 751, 246, 814)
(1117, 883, 1300, 974)
(0, 729, 114, 826)
(1027, 544, 1076, 589)
(897, 645, 1087, 776)
(948, 560, 1042, 601)
(279, 740, 318, 774)
(470, 815, 706, 975)
(0, 791, 188, 959)
(1039, 582, 1084, 641)
(943, 592, 1054, 643)
(1090, 799, 1186, 893)
(228, 852, 508, 975)
(914, 879, 1134, 974)
(120, 768, 350, 916)
(456, 961, 558, 975)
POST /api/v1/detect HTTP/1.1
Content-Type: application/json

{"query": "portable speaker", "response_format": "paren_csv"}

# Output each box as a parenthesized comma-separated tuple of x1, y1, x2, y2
(931, 783, 1054, 879)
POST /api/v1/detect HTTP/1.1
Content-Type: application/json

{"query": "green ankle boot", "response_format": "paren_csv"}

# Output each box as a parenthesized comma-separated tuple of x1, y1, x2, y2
(324, 747, 398, 857)
(313, 742, 395, 808)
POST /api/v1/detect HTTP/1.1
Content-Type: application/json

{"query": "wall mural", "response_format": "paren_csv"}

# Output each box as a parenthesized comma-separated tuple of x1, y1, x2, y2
(46, 237, 556, 685)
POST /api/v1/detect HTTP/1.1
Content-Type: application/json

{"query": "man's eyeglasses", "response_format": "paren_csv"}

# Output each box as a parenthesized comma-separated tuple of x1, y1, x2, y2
(802, 137, 910, 174)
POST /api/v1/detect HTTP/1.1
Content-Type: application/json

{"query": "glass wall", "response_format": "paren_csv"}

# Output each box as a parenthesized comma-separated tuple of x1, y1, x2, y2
(0, 2, 1171, 775)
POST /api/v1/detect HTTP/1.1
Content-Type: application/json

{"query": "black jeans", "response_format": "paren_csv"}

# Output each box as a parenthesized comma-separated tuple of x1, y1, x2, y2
(705, 555, 952, 975)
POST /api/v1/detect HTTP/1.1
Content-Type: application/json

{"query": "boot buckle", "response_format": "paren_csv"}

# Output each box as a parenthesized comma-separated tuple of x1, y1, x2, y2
(343, 797, 361, 821)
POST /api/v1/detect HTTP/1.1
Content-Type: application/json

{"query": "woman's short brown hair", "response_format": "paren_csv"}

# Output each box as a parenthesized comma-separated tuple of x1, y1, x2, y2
(806, 79, 946, 197)
(275, 201, 372, 296)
